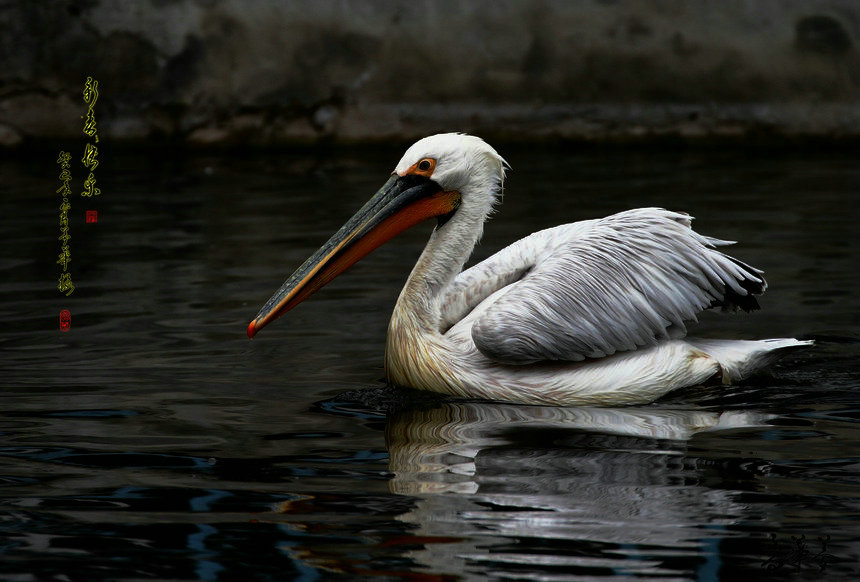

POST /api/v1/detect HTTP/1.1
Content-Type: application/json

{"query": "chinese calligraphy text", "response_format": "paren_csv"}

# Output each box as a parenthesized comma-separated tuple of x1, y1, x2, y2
(57, 151, 75, 297)
(81, 77, 101, 197)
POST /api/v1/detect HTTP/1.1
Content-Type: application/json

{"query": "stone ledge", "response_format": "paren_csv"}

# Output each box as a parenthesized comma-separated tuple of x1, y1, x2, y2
(5, 100, 858, 148)
(3, 0, 858, 147)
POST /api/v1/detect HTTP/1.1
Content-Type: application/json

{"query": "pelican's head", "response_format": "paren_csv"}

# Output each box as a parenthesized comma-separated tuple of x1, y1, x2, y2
(395, 133, 506, 204)
(247, 133, 506, 338)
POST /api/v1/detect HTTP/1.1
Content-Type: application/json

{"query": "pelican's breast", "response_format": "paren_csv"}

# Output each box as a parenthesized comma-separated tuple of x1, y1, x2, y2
(385, 302, 470, 397)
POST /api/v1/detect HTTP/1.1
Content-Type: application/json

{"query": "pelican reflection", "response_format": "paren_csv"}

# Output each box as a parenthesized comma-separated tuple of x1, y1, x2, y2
(385, 402, 773, 577)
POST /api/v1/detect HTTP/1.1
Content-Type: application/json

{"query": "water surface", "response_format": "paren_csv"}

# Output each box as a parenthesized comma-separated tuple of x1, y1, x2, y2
(1, 145, 858, 580)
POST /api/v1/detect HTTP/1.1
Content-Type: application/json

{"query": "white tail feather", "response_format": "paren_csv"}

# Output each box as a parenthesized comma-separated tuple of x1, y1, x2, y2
(687, 338, 813, 383)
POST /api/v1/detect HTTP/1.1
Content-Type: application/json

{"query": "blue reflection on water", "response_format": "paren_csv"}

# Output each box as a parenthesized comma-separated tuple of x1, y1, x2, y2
(696, 525, 725, 582)
(188, 524, 224, 581)
(277, 524, 323, 582)
(190, 489, 231, 512)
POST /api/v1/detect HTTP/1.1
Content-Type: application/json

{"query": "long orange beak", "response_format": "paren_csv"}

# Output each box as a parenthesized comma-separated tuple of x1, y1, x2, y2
(247, 173, 460, 338)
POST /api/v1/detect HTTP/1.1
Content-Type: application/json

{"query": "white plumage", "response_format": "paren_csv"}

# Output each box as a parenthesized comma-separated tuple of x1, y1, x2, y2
(250, 133, 812, 406)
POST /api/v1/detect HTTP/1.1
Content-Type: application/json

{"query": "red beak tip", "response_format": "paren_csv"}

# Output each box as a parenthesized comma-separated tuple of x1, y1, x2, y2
(247, 320, 258, 339)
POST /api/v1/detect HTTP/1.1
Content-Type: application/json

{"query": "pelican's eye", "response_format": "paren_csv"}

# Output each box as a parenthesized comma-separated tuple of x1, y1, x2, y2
(413, 158, 435, 176)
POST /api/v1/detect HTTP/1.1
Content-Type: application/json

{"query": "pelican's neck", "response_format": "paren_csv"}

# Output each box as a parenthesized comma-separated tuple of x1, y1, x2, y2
(394, 175, 501, 333)
(406, 216, 479, 303)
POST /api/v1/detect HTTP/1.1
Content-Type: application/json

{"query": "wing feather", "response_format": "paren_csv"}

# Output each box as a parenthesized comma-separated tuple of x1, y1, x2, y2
(471, 208, 766, 365)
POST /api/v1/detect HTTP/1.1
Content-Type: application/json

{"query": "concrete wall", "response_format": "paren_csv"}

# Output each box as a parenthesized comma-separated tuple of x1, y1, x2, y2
(2, 0, 859, 146)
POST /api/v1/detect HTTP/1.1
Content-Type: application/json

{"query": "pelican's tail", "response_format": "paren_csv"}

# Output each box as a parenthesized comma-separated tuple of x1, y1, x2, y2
(687, 338, 814, 384)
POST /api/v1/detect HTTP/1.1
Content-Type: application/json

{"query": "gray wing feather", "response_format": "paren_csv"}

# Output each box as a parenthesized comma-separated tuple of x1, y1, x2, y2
(471, 208, 766, 365)
(439, 238, 533, 332)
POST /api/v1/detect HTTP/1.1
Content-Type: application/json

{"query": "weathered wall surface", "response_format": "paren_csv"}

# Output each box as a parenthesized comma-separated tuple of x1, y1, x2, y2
(2, 0, 859, 146)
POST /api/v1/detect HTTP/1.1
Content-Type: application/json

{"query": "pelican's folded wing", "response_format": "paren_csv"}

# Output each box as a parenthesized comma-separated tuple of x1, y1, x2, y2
(439, 238, 535, 332)
(470, 208, 766, 365)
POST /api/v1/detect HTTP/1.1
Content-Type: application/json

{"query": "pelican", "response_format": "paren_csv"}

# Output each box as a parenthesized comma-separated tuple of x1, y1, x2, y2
(248, 133, 811, 406)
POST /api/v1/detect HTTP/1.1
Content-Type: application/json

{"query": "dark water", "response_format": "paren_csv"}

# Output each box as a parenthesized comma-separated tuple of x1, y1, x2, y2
(1, 144, 859, 580)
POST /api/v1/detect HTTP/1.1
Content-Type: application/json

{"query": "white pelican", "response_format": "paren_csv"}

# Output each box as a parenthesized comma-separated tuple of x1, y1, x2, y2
(248, 133, 811, 406)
